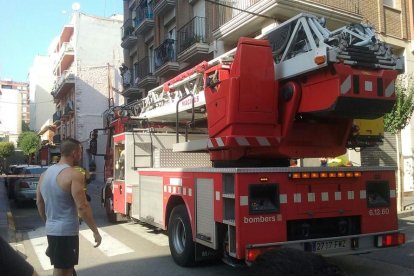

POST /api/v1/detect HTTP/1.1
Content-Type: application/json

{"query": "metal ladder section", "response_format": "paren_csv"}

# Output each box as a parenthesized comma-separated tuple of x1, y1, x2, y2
(125, 13, 402, 124)
(222, 173, 237, 257)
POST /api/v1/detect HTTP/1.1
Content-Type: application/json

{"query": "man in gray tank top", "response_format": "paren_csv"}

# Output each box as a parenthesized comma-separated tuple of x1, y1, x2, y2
(36, 138, 102, 276)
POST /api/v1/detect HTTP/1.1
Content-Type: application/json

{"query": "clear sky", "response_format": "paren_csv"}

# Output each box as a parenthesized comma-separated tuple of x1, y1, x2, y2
(0, 0, 123, 82)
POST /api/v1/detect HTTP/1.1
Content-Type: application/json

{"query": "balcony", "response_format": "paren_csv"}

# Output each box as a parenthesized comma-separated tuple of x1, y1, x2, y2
(54, 42, 74, 74)
(213, 0, 362, 44)
(52, 70, 75, 100)
(177, 17, 210, 64)
(121, 68, 142, 99)
(53, 111, 61, 125)
(121, 19, 138, 49)
(154, 39, 179, 78)
(53, 134, 61, 144)
(134, 4, 154, 35)
(153, 0, 176, 16)
(135, 56, 157, 91)
(61, 101, 74, 120)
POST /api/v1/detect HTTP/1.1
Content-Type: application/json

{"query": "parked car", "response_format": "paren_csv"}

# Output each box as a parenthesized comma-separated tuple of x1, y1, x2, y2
(6, 164, 30, 199)
(13, 166, 48, 207)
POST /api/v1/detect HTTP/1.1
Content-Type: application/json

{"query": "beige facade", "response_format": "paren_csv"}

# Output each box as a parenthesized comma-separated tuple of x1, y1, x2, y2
(0, 80, 29, 145)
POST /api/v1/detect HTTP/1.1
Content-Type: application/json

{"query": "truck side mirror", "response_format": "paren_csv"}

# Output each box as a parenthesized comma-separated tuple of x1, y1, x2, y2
(89, 136, 97, 155)
(89, 130, 98, 155)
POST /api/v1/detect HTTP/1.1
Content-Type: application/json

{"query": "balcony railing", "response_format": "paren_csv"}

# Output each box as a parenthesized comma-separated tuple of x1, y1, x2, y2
(154, 39, 176, 70)
(136, 56, 154, 80)
(52, 70, 75, 98)
(53, 111, 61, 124)
(177, 17, 208, 55)
(63, 101, 74, 116)
(134, 6, 154, 27)
(54, 42, 74, 71)
(121, 19, 135, 40)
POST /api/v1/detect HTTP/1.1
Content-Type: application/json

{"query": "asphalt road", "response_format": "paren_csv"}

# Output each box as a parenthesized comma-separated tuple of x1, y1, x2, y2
(8, 181, 414, 276)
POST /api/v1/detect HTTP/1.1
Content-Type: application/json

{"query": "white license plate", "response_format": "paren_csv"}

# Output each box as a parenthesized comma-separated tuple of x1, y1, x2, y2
(312, 239, 347, 252)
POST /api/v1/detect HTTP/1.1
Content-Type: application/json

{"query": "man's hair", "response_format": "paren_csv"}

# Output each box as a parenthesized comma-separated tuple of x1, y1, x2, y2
(61, 138, 81, 157)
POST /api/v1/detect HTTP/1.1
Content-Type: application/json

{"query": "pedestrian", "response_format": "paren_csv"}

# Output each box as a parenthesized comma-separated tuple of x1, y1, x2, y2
(0, 236, 38, 276)
(36, 138, 102, 276)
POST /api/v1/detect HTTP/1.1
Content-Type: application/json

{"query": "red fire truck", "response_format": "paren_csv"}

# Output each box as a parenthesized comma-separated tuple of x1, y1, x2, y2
(90, 13, 405, 266)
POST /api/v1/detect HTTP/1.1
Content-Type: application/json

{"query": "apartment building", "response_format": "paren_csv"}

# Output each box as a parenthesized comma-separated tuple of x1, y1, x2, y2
(29, 55, 56, 133)
(0, 80, 29, 145)
(50, 11, 124, 180)
(121, 0, 413, 191)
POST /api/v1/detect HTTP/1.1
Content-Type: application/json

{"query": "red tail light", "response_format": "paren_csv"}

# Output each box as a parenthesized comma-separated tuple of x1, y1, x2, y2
(376, 233, 405, 247)
(246, 247, 273, 263)
(19, 181, 30, 188)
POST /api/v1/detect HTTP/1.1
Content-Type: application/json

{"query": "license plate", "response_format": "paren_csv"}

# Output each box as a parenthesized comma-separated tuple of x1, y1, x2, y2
(312, 239, 347, 252)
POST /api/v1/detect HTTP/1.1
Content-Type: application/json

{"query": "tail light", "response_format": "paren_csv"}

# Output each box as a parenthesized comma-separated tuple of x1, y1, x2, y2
(19, 181, 30, 188)
(246, 247, 273, 263)
(376, 233, 405, 248)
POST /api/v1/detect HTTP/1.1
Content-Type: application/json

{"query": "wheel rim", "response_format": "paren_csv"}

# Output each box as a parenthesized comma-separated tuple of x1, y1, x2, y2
(172, 217, 186, 254)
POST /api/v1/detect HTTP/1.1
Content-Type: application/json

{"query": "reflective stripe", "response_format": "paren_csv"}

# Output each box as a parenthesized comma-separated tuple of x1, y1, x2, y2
(348, 191, 354, 200)
(170, 178, 182, 186)
(183, 188, 187, 195)
(360, 190, 366, 199)
(216, 191, 220, 201)
(385, 80, 395, 97)
(307, 193, 315, 202)
(390, 190, 396, 198)
(236, 137, 250, 146)
(294, 193, 301, 203)
(341, 75, 352, 94)
(335, 192, 341, 201)
(280, 194, 287, 204)
(240, 196, 248, 206)
(188, 188, 192, 197)
(257, 137, 271, 146)
(216, 138, 224, 147)
(321, 192, 329, 202)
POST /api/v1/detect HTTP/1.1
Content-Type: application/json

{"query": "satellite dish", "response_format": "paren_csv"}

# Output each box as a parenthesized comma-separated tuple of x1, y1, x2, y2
(72, 2, 80, 11)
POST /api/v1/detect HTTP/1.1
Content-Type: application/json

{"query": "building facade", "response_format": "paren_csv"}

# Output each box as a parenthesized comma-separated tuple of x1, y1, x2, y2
(29, 55, 56, 133)
(0, 80, 29, 145)
(50, 12, 124, 180)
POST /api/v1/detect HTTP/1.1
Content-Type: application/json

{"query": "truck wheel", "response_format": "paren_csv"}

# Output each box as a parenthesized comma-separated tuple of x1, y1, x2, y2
(105, 197, 118, 223)
(168, 205, 195, 267)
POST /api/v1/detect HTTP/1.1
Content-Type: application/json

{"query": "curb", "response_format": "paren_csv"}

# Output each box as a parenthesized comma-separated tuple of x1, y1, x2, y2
(398, 210, 414, 219)
(7, 211, 17, 243)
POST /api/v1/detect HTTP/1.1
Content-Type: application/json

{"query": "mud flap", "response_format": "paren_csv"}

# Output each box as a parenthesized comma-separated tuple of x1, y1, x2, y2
(195, 243, 220, 262)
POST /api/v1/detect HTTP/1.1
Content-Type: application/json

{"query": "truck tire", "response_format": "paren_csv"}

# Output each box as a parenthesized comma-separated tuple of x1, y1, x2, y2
(168, 205, 195, 267)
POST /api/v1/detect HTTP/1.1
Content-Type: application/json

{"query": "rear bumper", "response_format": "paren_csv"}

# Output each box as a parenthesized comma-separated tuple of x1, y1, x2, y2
(246, 230, 404, 258)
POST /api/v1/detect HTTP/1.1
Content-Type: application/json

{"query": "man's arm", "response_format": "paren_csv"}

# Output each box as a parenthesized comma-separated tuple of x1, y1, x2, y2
(71, 169, 102, 247)
(36, 174, 46, 222)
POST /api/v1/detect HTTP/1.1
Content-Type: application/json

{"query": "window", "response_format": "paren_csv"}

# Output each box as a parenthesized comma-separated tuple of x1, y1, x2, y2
(1, 85, 12, 89)
(383, 0, 397, 8)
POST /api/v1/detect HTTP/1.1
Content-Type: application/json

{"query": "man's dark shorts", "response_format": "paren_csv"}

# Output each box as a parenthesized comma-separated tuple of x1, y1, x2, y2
(47, 235, 79, 269)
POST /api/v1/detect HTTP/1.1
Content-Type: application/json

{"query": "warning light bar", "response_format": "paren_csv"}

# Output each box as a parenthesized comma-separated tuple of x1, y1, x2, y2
(289, 171, 362, 179)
